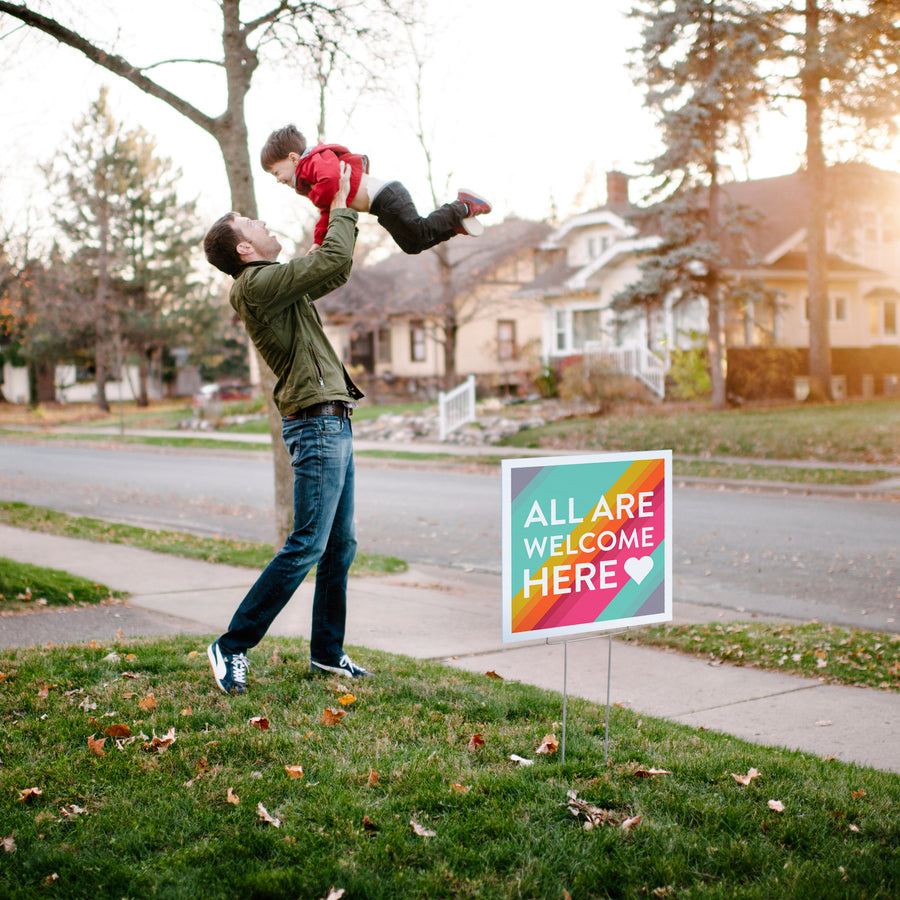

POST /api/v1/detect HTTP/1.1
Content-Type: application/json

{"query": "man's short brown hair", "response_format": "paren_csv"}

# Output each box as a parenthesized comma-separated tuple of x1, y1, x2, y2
(261, 124, 307, 171)
(203, 213, 243, 277)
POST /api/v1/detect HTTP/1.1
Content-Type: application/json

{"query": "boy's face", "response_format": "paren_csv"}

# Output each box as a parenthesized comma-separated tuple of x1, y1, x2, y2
(267, 151, 301, 187)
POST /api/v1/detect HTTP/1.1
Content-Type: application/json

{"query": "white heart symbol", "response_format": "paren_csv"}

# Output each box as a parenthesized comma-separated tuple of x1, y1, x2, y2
(624, 556, 654, 585)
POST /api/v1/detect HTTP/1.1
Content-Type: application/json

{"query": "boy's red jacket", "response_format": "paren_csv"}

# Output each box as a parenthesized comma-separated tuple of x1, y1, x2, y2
(293, 143, 369, 246)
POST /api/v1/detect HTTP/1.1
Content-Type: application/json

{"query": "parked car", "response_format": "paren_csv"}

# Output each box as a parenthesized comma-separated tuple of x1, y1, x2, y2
(192, 382, 252, 406)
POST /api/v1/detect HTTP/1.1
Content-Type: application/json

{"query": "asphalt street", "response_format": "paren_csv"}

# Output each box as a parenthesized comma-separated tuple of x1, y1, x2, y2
(1, 439, 897, 632)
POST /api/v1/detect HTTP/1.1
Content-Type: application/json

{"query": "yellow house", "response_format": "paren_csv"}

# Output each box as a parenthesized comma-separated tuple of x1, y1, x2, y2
(318, 217, 551, 397)
(519, 165, 900, 399)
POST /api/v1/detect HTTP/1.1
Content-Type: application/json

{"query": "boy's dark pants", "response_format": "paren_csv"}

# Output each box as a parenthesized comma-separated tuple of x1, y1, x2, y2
(370, 181, 467, 254)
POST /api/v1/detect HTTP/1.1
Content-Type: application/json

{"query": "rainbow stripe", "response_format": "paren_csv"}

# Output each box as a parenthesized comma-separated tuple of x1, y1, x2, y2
(509, 456, 666, 634)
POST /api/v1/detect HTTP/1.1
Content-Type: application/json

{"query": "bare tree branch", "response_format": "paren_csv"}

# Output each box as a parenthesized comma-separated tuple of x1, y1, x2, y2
(0, 2, 220, 133)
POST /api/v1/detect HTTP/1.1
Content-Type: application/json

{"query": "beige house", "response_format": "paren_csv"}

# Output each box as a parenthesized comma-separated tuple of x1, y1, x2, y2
(518, 165, 900, 398)
(722, 164, 900, 347)
(318, 217, 551, 396)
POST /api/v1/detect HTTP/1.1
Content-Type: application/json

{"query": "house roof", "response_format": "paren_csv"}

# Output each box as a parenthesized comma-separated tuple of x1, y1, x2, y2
(720, 162, 900, 267)
(743, 249, 882, 276)
(319, 216, 552, 319)
(517, 162, 900, 304)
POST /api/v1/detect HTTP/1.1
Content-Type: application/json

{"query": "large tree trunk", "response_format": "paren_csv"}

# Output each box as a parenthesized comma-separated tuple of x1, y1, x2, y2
(803, 0, 832, 401)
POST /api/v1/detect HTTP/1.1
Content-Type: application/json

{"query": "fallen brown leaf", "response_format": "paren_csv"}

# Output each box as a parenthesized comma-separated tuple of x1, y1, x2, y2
(535, 733, 559, 755)
(87, 734, 107, 757)
(366, 768, 379, 787)
(284, 765, 304, 780)
(467, 733, 485, 751)
(226, 788, 240, 805)
(632, 767, 672, 778)
(2, 836, 15, 853)
(338, 693, 356, 706)
(139, 694, 158, 712)
(566, 790, 638, 832)
(485, 670, 503, 679)
(321, 708, 345, 726)
(144, 727, 176, 753)
(249, 716, 270, 731)
(362, 815, 378, 833)
(732, 767, 761, 786)
(851, 789, 867, 799)
(16, 787, 42, 803)
(451, 783, 470, 793)
(410, 820, 436, 838)
(257, 802, 280, 827)
(320, 889, 345, 900)
(59, 804, 86, 819)
(104, 723, 132, 739)
(768, 800, 785, 813)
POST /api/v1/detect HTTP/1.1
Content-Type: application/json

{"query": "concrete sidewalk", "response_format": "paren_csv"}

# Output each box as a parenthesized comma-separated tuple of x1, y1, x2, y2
(1, 522, 897, 775)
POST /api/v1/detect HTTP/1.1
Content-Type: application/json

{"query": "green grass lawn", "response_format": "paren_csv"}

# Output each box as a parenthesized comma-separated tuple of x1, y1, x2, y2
(622, 621, 900, 692)
(499, 398, 900, 465)
(0, 501, 406, 576)
(1, 635, 898, 899)
(0, 558, 123, 612)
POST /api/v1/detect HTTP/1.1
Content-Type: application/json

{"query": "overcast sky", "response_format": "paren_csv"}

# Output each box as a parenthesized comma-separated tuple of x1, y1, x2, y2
(0, 0, 853, 252)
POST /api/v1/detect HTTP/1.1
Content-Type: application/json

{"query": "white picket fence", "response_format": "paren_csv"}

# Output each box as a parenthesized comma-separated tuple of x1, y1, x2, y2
(584, 342, 667, 398)
(438, 374, 477, 441)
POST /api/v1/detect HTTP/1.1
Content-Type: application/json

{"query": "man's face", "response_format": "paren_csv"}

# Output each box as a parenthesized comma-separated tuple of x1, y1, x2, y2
(267, 152, 300, 187)
(233, 216, 282, 262)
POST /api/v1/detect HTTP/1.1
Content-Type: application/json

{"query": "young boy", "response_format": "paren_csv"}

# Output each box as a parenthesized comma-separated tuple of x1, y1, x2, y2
(261, 124, 491, 255)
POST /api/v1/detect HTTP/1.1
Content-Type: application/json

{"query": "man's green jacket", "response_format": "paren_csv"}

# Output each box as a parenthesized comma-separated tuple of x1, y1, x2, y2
(229, 208, 364, 416)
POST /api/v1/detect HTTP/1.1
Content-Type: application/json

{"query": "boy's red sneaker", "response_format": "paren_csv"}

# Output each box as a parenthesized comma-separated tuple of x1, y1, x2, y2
(457, 189, 491, 218)
(455, 188, 490, 236)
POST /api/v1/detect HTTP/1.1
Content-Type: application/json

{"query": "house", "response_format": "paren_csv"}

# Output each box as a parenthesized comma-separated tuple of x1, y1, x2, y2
(318, 217, 552, 397)
(720, 164, 900, 397)
(517, 165, 900, 399)
(514, 171, 704, 397)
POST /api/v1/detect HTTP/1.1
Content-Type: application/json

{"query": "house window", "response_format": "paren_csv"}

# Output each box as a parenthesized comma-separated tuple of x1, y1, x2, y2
(555, 310, 568, 353)
(497, 320, 516, 361)
(553, 307, 602, 354)
(833, 296, 847, 322)
(572, 309, 601, 349)
(886, 301, 897, 336)
(377, 328, 392, 364)
(409, 320, 426, 362)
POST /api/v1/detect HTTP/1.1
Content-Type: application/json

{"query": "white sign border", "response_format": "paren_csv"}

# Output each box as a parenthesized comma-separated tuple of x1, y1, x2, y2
(501, 450, 673, 644)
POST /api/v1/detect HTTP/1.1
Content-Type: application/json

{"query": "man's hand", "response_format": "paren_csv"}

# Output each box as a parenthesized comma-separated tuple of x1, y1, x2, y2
(330, 161, 351, 211)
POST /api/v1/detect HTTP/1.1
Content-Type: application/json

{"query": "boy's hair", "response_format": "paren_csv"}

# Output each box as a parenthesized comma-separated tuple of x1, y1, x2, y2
(260, 125, 307, 170)
(203, 213, 244, 277)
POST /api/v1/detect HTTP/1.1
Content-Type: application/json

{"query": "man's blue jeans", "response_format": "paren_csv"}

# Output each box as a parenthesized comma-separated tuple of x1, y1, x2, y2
(218, 413, 356, 663)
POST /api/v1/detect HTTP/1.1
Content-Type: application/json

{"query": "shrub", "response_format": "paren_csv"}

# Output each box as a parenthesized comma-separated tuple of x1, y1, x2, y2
(557, 356, 641, 412)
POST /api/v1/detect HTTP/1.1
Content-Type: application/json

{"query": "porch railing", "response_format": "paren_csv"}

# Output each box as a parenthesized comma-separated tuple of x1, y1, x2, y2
(584, 343, 667, 399)
(438, 374, 477, 440)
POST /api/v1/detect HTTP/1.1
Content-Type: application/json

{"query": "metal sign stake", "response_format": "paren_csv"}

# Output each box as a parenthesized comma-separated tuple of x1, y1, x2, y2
(550, 630, 625, 765)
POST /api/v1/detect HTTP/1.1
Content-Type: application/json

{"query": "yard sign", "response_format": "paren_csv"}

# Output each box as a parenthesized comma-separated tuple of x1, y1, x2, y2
(501, 451, 672, 643)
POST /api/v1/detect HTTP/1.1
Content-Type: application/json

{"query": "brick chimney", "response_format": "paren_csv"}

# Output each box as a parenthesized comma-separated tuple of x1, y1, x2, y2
(606, 171, 629, 207)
